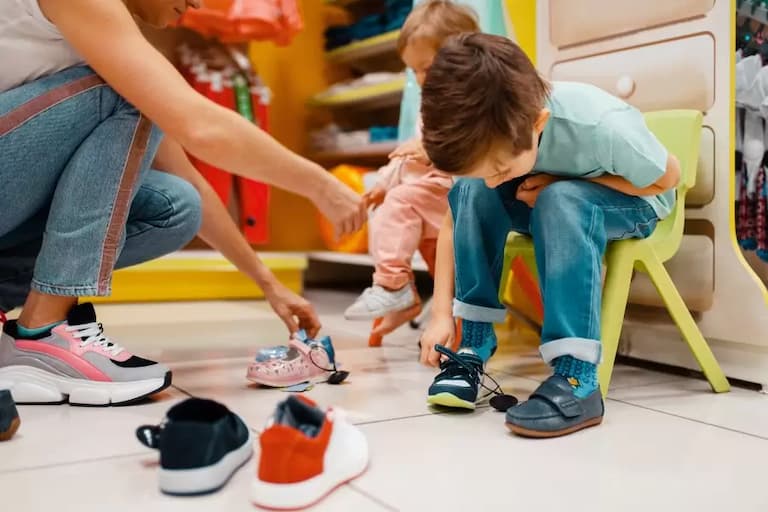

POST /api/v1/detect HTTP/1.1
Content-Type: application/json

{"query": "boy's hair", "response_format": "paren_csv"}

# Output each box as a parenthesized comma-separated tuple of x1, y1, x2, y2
(421, 33, 551, 174)
(397, 0, 480, 54)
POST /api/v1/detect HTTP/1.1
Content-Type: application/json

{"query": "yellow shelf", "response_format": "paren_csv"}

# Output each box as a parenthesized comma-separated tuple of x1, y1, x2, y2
(326, 30, 400, 63)
(308, 77, 405, 109)
(87, 251, 307, 304)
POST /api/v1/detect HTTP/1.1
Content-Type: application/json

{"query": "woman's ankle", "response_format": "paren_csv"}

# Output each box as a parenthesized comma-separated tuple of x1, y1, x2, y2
(17, 291, 76, 329)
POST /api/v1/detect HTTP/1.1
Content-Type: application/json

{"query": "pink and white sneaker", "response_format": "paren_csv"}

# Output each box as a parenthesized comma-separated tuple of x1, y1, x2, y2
(0, 303, 171, 406)
(246, 332, 344, 388)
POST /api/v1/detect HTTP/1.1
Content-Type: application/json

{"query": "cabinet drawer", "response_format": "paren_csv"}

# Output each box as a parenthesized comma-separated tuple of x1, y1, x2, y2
(550, 34, 715, 112)
(688, 127, 715, 206)
(549, 0, 714, 48)
(628, 234, 713, 311)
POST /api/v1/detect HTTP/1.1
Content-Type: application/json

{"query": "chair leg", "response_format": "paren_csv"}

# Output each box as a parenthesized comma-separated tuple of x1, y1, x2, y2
(598, 251, 635, 398)
(411, 297, 432, 329)
(641, 257, 730, 393)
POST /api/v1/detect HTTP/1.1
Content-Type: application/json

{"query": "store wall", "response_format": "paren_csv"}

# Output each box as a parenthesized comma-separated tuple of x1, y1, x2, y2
(248, 0, 347, 251)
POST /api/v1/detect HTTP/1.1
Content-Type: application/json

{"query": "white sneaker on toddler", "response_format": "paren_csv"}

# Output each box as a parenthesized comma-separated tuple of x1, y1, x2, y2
(344, 284, 417, 320)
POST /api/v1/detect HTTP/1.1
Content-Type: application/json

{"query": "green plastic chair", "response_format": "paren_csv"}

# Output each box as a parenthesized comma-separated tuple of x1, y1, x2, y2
(499, 110, 730, 397)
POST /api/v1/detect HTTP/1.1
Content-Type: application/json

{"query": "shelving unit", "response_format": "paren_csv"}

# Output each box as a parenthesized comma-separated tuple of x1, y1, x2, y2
(308, 77, 405, 109)
(326, 30, 401, 63)
(309, 142, 398, 166)
(308, 251, 429, 272)
(738, 0, 768, 24)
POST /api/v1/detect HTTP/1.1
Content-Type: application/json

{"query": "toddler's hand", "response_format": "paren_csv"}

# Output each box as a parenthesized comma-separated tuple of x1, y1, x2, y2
(363, 186, 387, 210)
(516, 174, 561, 208)
(420, 314, 456, 367)
(389, 138, 430, 165)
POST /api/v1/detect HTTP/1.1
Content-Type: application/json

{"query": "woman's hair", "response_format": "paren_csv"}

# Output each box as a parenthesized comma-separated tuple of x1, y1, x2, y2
(397, 0, 480, 54)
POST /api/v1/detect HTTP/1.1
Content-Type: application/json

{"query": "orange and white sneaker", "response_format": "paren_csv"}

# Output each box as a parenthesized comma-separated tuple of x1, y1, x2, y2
(251, 396, 369, 510)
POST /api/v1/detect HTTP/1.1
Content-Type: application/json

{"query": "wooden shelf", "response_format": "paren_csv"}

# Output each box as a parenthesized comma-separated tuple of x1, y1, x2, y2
(326, 30, 400, 64)
(310, 142, 397, 165)
(308, 77, 405, 109)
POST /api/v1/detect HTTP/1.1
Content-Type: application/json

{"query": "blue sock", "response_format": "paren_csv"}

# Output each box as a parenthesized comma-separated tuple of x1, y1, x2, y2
(553, 355, 598, 398)
(460, 320, 497, 362)
(17, 321, 63, 338)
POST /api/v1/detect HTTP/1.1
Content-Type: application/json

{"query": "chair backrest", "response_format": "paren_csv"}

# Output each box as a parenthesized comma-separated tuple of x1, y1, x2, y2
(641, 110, 703, 262)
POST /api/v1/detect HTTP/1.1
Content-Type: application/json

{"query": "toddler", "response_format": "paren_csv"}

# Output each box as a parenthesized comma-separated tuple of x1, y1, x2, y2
(419, 34, 681, 438)
(344, 1, 479, 320)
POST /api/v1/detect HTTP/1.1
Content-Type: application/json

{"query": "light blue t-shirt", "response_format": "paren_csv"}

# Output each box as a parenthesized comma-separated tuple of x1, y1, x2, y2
(534, 82, 672, 219)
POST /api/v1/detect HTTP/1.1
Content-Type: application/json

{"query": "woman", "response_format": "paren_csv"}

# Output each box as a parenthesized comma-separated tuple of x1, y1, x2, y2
(0, 0, 367, 405)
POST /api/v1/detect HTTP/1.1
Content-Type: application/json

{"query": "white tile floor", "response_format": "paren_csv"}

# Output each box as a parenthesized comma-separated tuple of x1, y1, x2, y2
(2, 289, 768, 512)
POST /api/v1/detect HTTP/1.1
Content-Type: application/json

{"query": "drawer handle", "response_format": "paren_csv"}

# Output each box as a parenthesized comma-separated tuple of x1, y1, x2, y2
(616, 75, 636, 99)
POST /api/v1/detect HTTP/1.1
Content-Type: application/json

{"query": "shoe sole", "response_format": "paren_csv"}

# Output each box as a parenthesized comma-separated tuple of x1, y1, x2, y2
(505, 416, 603, 438)
(160, 432, 254, 496)
(427, 392, 476, 410)
(0, 366, 172, 406)
(0, 417, 20, 441)
(245, 373, 328, 388)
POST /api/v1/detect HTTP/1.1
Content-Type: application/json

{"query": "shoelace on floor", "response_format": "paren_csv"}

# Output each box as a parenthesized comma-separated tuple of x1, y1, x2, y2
(434, 345, 518, 412)
(66, 322, 124, 356)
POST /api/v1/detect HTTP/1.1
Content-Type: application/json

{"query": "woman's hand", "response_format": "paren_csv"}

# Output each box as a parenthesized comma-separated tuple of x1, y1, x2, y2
(264, 281, 321, 338)
(313, 177, 368, 237)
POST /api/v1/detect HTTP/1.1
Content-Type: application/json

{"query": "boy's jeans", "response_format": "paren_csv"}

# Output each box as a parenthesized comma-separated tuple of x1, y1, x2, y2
(450, 177, 660, 365)
(0, 66, 202, 311)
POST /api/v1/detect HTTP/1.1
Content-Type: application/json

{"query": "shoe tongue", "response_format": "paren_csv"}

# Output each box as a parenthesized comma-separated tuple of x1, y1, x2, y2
(457, 348, 478, 356)
(67, 303, 97, 326)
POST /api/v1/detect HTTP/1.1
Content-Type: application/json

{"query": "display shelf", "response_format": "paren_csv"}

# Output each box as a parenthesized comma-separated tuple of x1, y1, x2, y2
(87, 251, 307, 303)
(308, 251, 428, 272)
(739, 0, 768, 23)
(308, 78, 405, 109)
(310, 142, 398, 165)
(326, 30, 400, 63)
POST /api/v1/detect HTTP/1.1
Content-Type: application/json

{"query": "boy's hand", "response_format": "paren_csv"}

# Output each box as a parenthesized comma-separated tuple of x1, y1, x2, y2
(420, 314, 457, 367)
(389, 138, 430, 165)
(363, 186, 387, 210)
(515, 174, 561, 208)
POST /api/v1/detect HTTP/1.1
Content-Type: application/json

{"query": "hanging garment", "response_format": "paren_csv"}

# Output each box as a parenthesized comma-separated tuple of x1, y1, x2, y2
(178, 0, 303, 45)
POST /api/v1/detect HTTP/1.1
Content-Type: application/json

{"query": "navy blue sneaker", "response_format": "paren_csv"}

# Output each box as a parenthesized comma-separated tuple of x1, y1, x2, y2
(0, 389, 20, 441)
(427, 347, 483, 410)
(136, 398, 253, 495)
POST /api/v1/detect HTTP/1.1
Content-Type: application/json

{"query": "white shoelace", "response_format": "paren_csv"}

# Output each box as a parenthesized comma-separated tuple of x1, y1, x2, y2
(65, 322, 124, 356)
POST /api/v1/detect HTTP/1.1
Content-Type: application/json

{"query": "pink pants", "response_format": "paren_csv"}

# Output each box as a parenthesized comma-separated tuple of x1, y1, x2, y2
(370, 174, 451, 290)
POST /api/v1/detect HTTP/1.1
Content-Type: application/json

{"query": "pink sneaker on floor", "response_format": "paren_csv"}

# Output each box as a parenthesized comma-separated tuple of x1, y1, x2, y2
(246, 332, 343, 388)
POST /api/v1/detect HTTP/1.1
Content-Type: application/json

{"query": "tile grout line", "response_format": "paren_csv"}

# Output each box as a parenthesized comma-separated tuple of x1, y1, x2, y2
(347, 482, 401, 511)
(0, 451, 148, 475)
(606, 398, 768, 441)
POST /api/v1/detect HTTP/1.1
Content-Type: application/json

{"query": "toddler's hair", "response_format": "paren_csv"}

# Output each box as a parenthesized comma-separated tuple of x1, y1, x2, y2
(421, 33, 551, 174)
(397, 0, 480, 54)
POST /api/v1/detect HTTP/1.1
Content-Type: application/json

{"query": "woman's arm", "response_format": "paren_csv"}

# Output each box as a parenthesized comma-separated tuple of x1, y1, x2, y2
(40, 0, 366, 236)
(153, 138, 321, 336)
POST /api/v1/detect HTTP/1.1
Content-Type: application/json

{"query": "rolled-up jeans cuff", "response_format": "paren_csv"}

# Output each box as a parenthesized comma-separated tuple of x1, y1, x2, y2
(539, 337, 602, 365)
(452, 299, 507, 324)
(31, 279, 104, 298)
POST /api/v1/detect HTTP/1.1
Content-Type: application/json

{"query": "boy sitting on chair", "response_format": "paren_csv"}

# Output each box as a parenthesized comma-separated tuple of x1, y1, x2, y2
(418, 33, 680, 437)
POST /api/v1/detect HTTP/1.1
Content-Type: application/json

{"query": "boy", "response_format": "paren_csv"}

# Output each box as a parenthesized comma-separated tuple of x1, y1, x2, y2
(344, 1, 478, 321)
(419, 33, 680, 437)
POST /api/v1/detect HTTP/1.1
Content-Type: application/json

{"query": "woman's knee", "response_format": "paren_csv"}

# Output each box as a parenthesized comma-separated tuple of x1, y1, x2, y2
(135, 172, 202, 242)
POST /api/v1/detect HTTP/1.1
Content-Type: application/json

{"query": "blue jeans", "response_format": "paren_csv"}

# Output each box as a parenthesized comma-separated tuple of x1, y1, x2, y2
(0, 66, 202, 311)
(450, 178, 660, 365)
